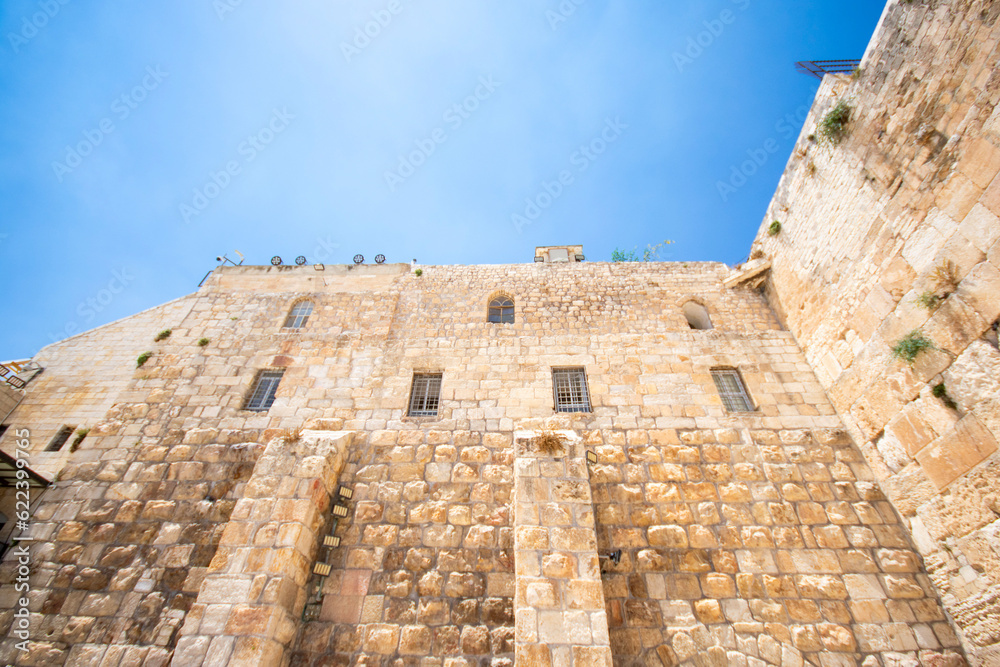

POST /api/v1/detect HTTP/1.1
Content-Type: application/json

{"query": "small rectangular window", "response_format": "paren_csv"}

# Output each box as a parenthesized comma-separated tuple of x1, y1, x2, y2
(711, 369, 754, 412)
(46, 426, 74, 452)
(408, 373, 442, 417)
(244, 370, 285, 411)
(552, 367, 591, 413)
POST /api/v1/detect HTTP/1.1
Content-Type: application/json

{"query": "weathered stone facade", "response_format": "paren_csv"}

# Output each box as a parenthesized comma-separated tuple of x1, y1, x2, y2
(751, 0, 1000, 663)
(0, 258, 965, 666)
(1, 0, 998, 665)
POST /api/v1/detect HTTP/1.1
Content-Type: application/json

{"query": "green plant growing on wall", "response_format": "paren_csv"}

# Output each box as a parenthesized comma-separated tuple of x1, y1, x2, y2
(818, 100, 852, 145)
(154, 329, 172, 342)
(915, 291, 943, 311)
(414, 268, 423, 277)
(69, 428, 89, 453)
(891, 330, 934, 365)
(197, 337, 210, 347)
(932, 383, 958, 410)
(611, 240, 674, 262)
(768, 221, 782, 236)
(136, 352, 153, 368)
(915, 260, 959, 311)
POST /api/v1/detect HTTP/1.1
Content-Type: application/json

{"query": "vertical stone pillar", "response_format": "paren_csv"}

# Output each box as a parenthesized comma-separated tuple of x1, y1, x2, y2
(513, 429, 612, 667)
(173, 430, 352, 667)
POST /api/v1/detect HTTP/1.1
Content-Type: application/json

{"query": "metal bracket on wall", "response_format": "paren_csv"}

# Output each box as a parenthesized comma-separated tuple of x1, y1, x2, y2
(301, 485, 354, 621)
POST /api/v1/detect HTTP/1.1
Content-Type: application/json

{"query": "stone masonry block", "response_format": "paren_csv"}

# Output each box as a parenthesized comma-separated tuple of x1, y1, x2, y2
(915, 413, 998, 488)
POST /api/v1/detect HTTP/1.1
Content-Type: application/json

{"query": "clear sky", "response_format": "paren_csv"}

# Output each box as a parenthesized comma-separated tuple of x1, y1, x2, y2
(0, 1, 886, 360)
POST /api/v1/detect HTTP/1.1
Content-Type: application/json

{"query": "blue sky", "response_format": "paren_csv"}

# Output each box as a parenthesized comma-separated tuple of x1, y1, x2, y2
(0, 1, 885, 360)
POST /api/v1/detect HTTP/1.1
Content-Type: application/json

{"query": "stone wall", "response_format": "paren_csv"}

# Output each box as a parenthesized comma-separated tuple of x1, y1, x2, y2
(291, 428, 515, 666)
(752, 0, 1000, 662)
(0, 259, 969, 665)
(0, 296, 198, 478)
(6, 431, 262, 666)
(0, 384, 22, 425)
(593, 426, 957, 666)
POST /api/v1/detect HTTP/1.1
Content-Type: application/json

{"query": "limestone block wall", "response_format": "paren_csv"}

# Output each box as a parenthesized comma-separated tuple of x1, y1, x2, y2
(0, 259, 969, 665)
(0, 296, 197, 478)
(592, 426, 958, 667)
(752, 0, 1000, 661)
(0, 384, 22, 424)
(0, 430, 262, 666)
(290, 429, 516, 666)
(513, 428, 610, 667)
(175, 430, 352, 667)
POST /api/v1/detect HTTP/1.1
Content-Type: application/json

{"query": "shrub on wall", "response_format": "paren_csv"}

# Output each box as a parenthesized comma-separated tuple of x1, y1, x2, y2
(818, 101, 852, 145)
(891, 330, 934, 365)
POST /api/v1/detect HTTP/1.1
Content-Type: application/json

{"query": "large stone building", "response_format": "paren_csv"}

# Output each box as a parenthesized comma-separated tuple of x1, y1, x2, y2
(1, 0, 999, 665)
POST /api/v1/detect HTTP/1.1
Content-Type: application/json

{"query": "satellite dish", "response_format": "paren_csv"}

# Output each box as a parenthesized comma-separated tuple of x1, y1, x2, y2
(271, 256, 283, 266)
(295, 256, 307, 266)
(375, 254, 386, 264)
(353, 254, 364, 264)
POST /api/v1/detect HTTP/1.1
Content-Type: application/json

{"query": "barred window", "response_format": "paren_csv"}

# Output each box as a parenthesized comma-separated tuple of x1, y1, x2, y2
(46, 425, 74, 452)
(711, 369, 754, 412)
(552, 367, 591, 413)
(488, 296, 514, 324)
(283, 301, 314, 329)
(408, 373, 443, 417)
(244, 370, 284, 411)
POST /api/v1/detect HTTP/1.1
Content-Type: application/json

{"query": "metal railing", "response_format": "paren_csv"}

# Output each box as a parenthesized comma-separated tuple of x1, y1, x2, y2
(795, 59, 862, 79)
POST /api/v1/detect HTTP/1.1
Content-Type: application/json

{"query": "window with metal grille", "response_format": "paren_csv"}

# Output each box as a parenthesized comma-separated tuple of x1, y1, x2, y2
(552, 367, 591, 413)
(408, 373, 442, 417)
(488, 296, 514, 323)
(283, 301, 314, 329)
(244, 370, 284, 411)
(46, 425, 74, 452)
(711, 369, 754, 412)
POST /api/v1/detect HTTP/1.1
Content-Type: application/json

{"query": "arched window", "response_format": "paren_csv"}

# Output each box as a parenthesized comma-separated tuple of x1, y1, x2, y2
(488, 295, 514, 323)
(283, 301, 314, 329)
(682, 301, 712, 330)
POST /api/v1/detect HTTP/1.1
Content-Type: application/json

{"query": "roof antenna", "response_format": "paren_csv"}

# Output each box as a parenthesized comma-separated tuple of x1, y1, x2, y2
(216, 252, 244, 266)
